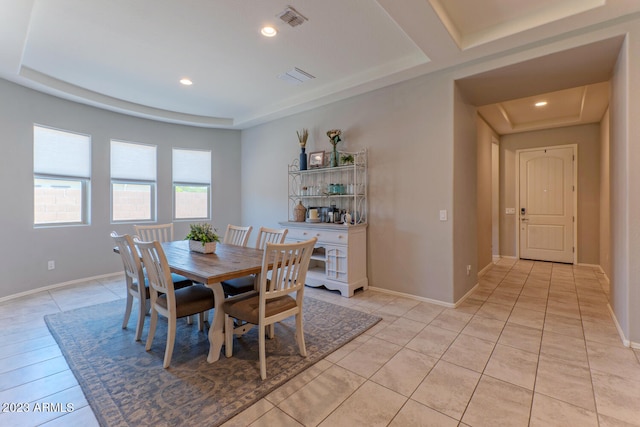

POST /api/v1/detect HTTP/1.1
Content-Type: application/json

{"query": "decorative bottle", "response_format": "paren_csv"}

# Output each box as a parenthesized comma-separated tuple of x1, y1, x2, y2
(299, 147, 307, 171)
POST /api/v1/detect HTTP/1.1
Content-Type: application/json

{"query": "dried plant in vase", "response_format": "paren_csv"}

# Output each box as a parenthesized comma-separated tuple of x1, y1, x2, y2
(297, 128, 309, 170)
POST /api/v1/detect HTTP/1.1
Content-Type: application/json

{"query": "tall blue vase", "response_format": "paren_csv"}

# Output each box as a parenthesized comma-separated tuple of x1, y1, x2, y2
(330, 146, 339, 167)
(299, 147, 307, 170)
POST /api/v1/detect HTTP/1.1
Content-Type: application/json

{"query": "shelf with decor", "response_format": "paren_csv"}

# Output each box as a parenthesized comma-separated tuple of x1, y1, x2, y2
(287, 148, 367, 225)
(282, 148, 368, 297)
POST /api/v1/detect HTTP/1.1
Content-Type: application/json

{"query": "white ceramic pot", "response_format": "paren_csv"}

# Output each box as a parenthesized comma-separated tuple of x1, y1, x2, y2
(189, 240, 216, 254)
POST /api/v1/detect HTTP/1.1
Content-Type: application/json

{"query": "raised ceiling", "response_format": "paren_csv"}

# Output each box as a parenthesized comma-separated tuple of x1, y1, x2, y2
(0, 0, 638, 129)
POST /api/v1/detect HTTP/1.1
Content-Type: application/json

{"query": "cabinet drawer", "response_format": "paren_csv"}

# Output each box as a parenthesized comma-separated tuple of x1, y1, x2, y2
(286, 227, 349, 245)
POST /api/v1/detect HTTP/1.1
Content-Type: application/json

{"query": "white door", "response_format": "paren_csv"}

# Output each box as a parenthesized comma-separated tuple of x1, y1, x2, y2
(519, 146, 575, 263)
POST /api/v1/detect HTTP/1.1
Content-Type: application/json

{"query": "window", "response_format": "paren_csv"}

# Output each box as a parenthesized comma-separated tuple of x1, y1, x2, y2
(173, 148, 211, 220)
(34, 125, 91, 226)
(111, 140, 157, 222)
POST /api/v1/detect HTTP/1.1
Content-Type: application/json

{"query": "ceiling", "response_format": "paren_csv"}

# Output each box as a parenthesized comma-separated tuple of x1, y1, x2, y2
(0, 0, 638, 130)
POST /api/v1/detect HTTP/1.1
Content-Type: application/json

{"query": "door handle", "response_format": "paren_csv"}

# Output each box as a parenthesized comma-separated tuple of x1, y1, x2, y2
(521, 218, 529, 222)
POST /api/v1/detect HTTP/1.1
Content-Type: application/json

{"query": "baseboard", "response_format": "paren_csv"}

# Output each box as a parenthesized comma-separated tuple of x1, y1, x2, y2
(607, 303, 633, 347)
(598, 265, 611, 284)
(368, 286, 455, 308)
(368, 281, 479, 309)
(577, 262, 600, 268)
(0, 272, 123, 304)
(478, 263, 493, 277)
(453, 282, 479, 308)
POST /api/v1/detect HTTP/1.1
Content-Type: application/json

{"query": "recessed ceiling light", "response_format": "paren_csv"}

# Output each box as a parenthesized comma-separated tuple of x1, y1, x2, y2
(535, 101, 547, 107)
(180, 78, 193, 86)
(261, 26, 277, 37)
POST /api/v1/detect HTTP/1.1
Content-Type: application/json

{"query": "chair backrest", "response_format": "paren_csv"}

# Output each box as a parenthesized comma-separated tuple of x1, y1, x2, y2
(111, 232, 145, 293)
(134, 223, 174, 243)
(134, 238, 177, 306)
(223, 224, 253, 247)
(259, 237, 317, 300)
(255, 227, 288, 250)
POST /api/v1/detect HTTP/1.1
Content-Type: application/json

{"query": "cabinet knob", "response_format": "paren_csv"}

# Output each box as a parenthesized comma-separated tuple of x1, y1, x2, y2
(302, 232, 307, 235)
(338, 235, 343, 239)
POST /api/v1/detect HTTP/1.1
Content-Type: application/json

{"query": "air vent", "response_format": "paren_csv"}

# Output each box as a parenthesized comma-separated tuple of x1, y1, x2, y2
(277, 67, 315, 85)
(278, 6, 308, 27)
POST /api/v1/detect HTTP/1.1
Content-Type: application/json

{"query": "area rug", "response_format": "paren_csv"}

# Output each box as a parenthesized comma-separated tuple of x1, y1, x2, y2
(45, 296, 380, 426)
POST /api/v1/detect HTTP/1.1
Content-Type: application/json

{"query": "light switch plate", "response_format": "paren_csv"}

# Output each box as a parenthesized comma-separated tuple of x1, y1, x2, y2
(439, 210, 447, 221)
(505, 208, 516, 215)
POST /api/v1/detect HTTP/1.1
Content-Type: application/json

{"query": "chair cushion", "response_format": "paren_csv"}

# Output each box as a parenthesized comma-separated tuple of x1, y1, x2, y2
(130, 281, 151, 299)
(221, 275, 255, 296)
(171, 273, 193, 289)
(222, 293, 297, 325)
(157, 284, 215, 318)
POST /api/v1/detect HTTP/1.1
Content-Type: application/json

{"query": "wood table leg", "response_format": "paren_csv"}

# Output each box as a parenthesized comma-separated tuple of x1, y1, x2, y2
(206, 282, 225, 363)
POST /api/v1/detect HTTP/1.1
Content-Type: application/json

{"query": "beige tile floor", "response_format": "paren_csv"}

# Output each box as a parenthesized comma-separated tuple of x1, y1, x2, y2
(1, 259, 640, 426)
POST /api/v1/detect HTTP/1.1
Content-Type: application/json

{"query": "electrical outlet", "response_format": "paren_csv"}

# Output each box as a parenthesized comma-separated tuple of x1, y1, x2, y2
(48, 260, 55, 270)
(466, 265, 471, 276)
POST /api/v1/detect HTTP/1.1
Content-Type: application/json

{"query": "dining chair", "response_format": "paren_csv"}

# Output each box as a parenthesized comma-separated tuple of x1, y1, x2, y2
(134, 223, 174, 243)
(135, 238, 215, 368)
(111, 231, 149, 342)
(221, 227, 289, 297)
(222, 237, 317, 380)
(133, 223, 193, 289)
(223, 224, 253, 247)
(111, 231, 195, 341)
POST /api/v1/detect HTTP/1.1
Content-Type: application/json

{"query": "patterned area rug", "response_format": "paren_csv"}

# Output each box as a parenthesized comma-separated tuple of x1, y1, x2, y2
(45, 296, 380, 426)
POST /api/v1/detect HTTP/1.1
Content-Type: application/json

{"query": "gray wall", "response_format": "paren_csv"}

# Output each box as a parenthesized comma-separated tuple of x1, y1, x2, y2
(0, 80, 241, 299)
(499, 124, 601, 265)
(241, 72, 462, 304)
(477, 117, 499, 273)
(600, 109, 611, 279)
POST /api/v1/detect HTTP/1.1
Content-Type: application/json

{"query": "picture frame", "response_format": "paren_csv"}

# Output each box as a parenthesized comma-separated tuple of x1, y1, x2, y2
(309, 151, 325, 168)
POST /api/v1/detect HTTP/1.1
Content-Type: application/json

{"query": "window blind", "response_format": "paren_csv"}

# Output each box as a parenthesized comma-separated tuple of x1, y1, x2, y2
(111, 140, 157, 181)
(173, 149, 211, 183)
(34, 126, 91, 178)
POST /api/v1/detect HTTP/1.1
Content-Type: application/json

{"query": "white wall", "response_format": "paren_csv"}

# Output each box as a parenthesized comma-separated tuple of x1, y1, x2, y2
(0, 80, 242, 299)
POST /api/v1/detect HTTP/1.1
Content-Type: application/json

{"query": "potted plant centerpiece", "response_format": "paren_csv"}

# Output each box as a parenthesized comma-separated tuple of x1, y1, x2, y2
(185, 223, 220, 254)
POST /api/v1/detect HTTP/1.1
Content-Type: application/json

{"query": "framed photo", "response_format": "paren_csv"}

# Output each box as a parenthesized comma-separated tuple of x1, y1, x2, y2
(309, 151, 325, 168)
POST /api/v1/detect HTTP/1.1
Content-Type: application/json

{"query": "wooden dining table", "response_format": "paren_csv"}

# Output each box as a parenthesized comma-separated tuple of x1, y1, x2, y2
(155, 240, 267, 363)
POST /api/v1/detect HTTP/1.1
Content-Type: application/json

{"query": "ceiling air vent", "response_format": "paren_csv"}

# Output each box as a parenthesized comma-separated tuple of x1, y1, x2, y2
(278, 6, 308, 27)
(277, 67, 315, 85)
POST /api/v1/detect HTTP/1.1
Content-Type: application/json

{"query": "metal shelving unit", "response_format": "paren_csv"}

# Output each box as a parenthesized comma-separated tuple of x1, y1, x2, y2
(287, 149, 367, 224)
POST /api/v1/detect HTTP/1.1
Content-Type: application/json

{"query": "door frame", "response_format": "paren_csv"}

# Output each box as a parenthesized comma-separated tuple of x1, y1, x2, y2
(515, 144, 578, 264)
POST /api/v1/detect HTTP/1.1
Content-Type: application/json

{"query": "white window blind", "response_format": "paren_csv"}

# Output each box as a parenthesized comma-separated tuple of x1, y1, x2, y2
(111, 140, 157, 181)
(34, 126, 91, 177)
(173, 149, 211, 183)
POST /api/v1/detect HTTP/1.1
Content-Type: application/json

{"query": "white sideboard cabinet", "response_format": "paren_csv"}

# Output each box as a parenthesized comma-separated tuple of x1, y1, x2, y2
(278, 221, 368, 297)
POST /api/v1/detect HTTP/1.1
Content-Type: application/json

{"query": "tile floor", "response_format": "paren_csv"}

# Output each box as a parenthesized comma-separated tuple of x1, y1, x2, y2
(1, 259, 640, 426)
